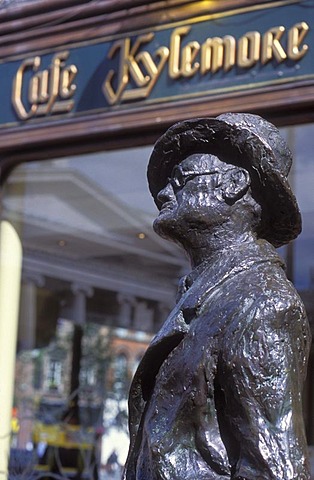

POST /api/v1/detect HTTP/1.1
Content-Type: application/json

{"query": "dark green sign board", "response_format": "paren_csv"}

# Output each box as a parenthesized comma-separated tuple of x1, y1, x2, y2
(1, 0, 314, 127)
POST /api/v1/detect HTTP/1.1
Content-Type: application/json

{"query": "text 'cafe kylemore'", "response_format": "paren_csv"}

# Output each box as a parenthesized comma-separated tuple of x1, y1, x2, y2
(11, 21, 310, 121)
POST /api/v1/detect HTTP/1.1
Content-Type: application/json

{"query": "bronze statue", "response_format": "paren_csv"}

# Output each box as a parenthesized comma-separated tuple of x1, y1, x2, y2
(123, 113, 311, 479)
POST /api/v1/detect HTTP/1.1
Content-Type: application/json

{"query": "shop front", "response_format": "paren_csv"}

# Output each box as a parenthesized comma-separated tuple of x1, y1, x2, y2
(1, 0, 314, 478)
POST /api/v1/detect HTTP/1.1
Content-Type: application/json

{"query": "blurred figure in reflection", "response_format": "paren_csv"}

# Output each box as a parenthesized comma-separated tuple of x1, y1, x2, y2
(106, 449, 120, 476)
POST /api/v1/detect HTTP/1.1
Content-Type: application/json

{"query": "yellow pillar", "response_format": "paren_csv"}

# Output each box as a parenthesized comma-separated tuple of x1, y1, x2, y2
(0, 221, 22, 480)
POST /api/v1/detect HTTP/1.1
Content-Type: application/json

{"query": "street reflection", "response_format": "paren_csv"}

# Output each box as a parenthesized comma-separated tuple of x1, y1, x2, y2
(1, 127, 314, 478)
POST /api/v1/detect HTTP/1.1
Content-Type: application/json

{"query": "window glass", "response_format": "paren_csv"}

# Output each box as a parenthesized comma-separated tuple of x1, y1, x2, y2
(288, 126, 314, 289)
(0, 124, 314, 478)
(282, 125, 314, 455)
(1, 146, 187, 479)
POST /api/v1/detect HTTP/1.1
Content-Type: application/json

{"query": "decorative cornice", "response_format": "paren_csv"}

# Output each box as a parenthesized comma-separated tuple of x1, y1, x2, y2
(22, 247, 177, 303)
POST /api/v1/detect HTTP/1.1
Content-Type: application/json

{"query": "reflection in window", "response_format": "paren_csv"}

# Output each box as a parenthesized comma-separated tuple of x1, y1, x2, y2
(46, 359, 62, 392)
(115, 353, 128, 379)
(113, 352, 128, 397)
(1, 146, 183, 478)
(282, 125, 314, 447)
(80, 365, 97, 387)
(32, 350, 42, 390)
(1, 130, 314, 477)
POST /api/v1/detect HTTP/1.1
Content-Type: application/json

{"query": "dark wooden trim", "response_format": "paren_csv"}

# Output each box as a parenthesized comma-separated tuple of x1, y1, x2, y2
(0, 0, 272, 24)
(0, 0, 282, 57)
(1, 79, 314, 181)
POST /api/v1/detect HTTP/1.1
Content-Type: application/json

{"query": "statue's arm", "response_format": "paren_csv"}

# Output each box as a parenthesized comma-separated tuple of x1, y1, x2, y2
(220, 298, 311, 480)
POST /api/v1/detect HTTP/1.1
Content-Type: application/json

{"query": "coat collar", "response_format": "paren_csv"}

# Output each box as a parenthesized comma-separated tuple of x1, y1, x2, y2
(150, 238, 283, 349)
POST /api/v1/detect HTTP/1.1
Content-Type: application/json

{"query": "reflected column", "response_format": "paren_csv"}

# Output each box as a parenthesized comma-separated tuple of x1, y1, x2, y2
(18, 273, 45, 351)
(66, 283, 93, 424)
(133, 301, 153, 332)
(117, 294, 136, 329)
(16, 273, 44, 450)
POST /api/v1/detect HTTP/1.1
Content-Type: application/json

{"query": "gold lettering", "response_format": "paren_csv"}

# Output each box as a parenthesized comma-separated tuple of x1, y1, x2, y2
(12, 51, 77, 120)
(122, 46, 170, 100)
(13, 19, 309, 113)
(103, 39, 131, 105)
(168, 26, 192, 79)
(181, 41, 200, 77)
(104, 20, 310, 105)
(201, 36, 236, 74)
(261, 26, 286, 64)
(44, 52, 66, 113)
(125, 34, 153, 87)
(29, 70, 49, 104)
(238, 31, 261, 68)
(288, 21, 309, 60)
(60, 64, 78, 98)
(12, 57, 41, 120)
(103, 34, 169, 104)
(103, 34, 160, 104)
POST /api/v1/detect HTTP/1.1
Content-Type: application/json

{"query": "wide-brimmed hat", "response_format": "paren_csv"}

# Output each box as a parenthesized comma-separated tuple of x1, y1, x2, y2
(147, 112, 301, 247)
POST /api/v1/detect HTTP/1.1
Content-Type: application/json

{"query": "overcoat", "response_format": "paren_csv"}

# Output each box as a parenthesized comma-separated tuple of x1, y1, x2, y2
(123, 239, 311, 480)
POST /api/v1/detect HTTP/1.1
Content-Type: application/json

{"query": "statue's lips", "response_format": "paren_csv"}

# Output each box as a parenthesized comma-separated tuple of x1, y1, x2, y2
(160, 201, 176, 212)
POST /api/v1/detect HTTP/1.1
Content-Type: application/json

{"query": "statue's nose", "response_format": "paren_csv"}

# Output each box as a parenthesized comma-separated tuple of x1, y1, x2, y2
(157, 183, 175, 205)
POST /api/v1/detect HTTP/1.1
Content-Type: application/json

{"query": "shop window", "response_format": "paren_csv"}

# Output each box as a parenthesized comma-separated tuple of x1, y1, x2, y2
(0, 145, 183, 478)
(1, 127, 314, 477)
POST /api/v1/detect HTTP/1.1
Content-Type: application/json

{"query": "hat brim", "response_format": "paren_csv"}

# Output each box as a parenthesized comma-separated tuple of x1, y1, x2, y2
(147, 118, 301, 248)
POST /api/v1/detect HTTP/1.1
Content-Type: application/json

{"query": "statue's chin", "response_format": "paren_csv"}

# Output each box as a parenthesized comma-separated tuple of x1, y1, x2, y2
(153, 216, 171, 240)
(153, 217, 186, 249)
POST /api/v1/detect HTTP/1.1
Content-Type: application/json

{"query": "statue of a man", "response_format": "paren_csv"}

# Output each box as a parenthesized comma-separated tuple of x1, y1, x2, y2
(123, 113, 311, 479)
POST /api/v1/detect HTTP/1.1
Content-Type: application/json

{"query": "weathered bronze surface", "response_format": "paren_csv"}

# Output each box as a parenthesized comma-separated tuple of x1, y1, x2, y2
(123, 113, 311, 479)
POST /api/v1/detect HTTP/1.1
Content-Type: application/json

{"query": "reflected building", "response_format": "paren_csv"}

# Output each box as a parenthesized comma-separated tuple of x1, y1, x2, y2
(3, 152, 185, 475)
(3, 123, 314, 466)
(3, 124, 314, 475)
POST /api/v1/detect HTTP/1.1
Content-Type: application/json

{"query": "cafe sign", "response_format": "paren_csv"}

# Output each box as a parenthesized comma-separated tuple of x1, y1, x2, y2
(102, 21, 308, 105)
(1, 0, 314, 126)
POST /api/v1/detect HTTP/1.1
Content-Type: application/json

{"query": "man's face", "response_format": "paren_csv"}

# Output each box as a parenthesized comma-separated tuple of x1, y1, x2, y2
(153, 153, 230, 245)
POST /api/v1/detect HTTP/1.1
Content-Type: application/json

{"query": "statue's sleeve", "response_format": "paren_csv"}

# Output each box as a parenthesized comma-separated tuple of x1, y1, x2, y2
(220, 295, 311, 480)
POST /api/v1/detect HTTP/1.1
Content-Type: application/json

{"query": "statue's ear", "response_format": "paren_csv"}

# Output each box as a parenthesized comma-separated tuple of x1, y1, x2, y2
(221, 167, 250, 204)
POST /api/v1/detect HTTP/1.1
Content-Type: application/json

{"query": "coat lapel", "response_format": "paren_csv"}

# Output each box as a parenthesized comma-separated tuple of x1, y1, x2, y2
(124, 240, 284, 478)
(132, 240, 283, 408)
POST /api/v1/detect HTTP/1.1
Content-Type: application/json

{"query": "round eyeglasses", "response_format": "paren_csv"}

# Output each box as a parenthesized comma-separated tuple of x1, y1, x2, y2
(168, 165, 219, 192)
